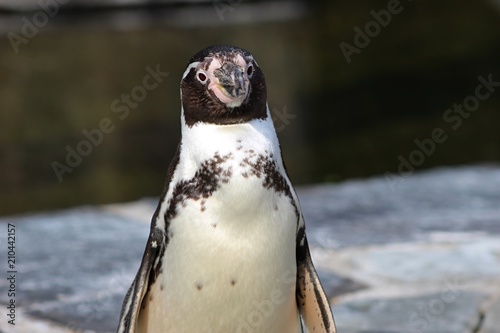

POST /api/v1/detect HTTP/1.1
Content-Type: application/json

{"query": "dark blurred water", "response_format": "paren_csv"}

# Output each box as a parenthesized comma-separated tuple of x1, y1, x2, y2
(1, 0, 500, 215)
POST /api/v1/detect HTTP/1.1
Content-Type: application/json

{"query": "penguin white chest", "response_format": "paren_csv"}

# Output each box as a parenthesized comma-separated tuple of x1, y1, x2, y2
(138, 149, 302, 333)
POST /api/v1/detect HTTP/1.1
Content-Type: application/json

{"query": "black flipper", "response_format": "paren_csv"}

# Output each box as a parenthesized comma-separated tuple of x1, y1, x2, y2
(296, 228, 337, 333)
(116, 227, 163, 333)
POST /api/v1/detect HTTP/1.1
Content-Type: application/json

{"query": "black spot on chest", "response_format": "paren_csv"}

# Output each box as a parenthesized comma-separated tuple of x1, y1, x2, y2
(165, 152, 233, 220)
(241, 152, 300, 219)
(241, 153, 290, 195)
(164, 151, 300, 222)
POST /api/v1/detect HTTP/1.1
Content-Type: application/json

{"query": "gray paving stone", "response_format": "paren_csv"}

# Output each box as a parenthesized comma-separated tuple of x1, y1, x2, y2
(317, 269, 368, 297)
(333, 291, 487, 333)
(339, 331, 401, 333)
(300, 165, 500, 248)
(480, 297, 500, 333)
(0, 208, 149, 332)
(314, 237, 500, 286)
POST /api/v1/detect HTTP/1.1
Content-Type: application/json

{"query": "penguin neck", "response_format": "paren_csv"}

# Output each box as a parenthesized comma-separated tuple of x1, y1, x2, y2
(179, 104, 281, 165)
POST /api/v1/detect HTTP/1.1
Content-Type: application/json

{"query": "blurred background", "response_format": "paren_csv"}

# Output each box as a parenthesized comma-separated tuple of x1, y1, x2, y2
(1, 0, 499, 216)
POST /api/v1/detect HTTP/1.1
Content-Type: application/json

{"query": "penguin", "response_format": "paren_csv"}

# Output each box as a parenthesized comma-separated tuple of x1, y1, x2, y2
(116, 45, 337, 333)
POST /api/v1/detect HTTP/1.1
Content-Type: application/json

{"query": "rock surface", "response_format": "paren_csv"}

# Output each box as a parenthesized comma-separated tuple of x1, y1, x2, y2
(0, 165, 499, 333)
(480, 297, 500, 333)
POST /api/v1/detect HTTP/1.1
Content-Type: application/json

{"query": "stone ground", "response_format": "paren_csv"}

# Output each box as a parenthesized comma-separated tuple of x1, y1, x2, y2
(0, 165, 499, 333)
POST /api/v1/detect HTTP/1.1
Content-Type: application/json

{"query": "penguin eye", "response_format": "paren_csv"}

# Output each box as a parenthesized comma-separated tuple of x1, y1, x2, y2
(246, 64, 254, 77)
(197, 70, 208, 84)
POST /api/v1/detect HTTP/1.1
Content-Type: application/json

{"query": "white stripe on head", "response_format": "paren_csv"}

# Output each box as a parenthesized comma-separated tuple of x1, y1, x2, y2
(180, 61, 201, 109)
(181, 61, 200, 81)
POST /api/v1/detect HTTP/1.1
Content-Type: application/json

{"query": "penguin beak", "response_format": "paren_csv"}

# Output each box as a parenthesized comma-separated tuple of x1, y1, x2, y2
(213, 62, 249, 101)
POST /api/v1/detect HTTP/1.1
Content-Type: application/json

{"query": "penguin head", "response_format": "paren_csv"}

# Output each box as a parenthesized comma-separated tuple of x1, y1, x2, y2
(181, 45, 267, 126)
